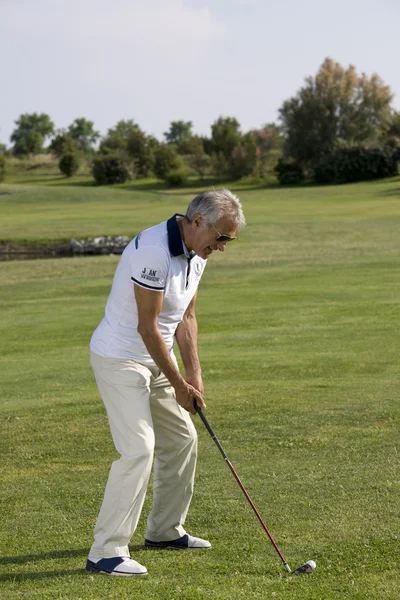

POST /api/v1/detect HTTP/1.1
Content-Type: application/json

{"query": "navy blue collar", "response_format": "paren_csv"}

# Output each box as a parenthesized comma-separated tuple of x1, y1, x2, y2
(167, 213, 186, 257)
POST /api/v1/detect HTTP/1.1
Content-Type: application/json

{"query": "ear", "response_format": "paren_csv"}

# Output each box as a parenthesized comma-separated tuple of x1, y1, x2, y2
(193, 213, 204, 229)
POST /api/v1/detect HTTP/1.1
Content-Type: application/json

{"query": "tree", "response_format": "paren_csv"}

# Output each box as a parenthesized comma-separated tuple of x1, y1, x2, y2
(211, 117, 242, 162)
(229, 133, 258, 179)
(164, 120, 193, 149)
(199, 135, 213, 156)
(252, 123, 283, 154)
(49, 130, 77, 158)
(383, 111, 400, 148)
(387, 111, 400, 138)
(185, 137, 211, 178)
(11, 113, 54, 156)
(252, 123, 283, 175)
(188, 149, 211, 178)
(126, 131, 158, 177)
(99, 120, 158, 178)
(153, 144, 183, 181)
(211, 152, 229, 177)
(0, 155, 7, 182)
(99, 120, 141, 153)
(68, 118, 100, 153)
(279, 58, 394, 169)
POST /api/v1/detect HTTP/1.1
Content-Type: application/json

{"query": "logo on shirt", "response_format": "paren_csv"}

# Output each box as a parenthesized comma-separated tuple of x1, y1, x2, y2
(141, 267, 163, 284)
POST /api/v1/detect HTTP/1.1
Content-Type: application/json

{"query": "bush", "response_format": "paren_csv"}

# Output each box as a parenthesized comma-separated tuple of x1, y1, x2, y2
(92, 153, 133, 185)
(0, 155, 7, 182)
(314, 147, 397, 184)
(274, 158, 304, 185)
(59, 152, 80, 177)
(153, 144, 183, 181)
(166, 169, 188, 186)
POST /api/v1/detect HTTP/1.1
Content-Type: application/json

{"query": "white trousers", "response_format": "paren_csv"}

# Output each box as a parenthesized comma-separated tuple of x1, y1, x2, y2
(89, 351, 198, 559)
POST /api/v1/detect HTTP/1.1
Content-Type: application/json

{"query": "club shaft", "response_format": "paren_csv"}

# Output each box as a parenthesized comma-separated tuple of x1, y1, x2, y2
(196, 407, 289, 569)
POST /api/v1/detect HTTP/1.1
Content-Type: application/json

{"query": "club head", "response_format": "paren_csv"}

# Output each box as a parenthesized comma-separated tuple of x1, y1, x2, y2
(291, 560, 316, 575)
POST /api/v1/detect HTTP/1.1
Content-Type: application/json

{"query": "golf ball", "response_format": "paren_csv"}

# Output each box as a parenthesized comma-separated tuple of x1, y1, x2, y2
(306, 560, 316, 571)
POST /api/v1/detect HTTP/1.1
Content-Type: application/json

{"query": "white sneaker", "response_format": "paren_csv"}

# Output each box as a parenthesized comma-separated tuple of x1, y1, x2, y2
(86, 556, 148, 576)
(145, 533, 211, 550)
(187, 535, 212, 549)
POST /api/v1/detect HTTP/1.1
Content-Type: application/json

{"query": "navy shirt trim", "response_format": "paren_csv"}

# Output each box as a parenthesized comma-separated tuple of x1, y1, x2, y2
(131, 276, 165, 291)
(167, 214, 185, 257)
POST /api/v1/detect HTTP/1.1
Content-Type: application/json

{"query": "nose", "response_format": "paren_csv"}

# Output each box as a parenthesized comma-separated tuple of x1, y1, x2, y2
(217, 241, 227, 252)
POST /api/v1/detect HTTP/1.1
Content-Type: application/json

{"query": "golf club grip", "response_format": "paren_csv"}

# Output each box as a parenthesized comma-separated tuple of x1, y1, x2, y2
(195, 406, 215, 436)
(196, 406, 228, 460)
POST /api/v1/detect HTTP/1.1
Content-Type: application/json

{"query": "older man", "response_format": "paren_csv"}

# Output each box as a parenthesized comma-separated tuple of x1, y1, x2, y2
(86, 189, 246, 576)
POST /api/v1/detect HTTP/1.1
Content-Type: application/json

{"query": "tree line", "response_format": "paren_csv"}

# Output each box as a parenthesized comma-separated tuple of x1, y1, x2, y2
(0, 113, 282, 184)
(1, 58, 399, 186)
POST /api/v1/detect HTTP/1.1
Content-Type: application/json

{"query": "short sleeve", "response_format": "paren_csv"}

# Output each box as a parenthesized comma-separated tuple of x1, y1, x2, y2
(130, 245, 169, 292)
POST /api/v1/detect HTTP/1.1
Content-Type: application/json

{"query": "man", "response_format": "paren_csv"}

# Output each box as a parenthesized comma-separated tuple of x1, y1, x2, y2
(86, 189, 246, 576)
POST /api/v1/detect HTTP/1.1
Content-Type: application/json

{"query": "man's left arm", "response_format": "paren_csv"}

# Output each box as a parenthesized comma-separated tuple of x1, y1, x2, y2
(175, 291, 204, 395)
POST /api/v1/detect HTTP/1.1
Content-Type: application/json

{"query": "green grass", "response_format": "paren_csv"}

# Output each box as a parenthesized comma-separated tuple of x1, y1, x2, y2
(0, 176, 399, 243)
(0, 178, 400, 598)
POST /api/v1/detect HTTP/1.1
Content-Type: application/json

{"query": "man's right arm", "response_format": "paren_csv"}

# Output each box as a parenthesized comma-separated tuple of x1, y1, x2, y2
(134, 284, 205, 414)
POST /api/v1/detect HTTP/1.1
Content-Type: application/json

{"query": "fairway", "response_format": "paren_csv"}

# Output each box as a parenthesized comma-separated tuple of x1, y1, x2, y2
(1, 179, 400, 599)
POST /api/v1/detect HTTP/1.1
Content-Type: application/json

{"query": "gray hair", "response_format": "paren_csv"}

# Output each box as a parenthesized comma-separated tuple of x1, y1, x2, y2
(185, 188, 246, 229)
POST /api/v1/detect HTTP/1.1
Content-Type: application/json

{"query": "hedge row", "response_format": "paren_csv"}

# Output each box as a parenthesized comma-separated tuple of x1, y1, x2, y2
(314, 147, 400, 184)
(275, 147, 400, 185)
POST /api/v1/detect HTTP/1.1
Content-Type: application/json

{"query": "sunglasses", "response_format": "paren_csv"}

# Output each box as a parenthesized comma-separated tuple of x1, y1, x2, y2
(211, 223, 237, 242)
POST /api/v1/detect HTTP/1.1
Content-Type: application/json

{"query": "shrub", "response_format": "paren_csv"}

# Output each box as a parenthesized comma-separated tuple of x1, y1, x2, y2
(92, 153, 133, 185)
(153, 144, 183, 181)
(314, 147, 397, 184)
(166, 169, 188, 186)
(0, 155, 7, 182)
(59, 152, 80, 177)
(274, 158, 304, 185)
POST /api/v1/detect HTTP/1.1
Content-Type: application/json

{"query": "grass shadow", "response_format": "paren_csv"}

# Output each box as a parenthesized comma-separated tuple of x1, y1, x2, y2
(0, 544, 148, 581)
(379, 186, 400, 196)
(4, 173, 328, 196)
(0, 569, 85, 582)
(117, 178, 288, 196)
(0, 544, 146, 567)
(7, 176, 66, 185)
(0, 548, 89, 566)
(46, 179, 96, 187)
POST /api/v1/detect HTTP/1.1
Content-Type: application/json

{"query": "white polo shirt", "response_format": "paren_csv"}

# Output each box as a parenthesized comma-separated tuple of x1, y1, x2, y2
(90, 214, 207, 365)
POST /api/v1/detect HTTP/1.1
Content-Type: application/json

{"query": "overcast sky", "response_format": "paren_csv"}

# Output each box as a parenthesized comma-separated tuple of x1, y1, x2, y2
(1, 0, 399, 145)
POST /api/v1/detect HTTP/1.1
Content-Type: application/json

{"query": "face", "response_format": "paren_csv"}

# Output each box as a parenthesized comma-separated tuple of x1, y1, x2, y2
(189, 214, 238, 259)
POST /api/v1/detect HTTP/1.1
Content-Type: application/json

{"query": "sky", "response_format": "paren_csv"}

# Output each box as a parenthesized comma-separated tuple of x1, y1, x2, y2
(1, 0, 399, 145)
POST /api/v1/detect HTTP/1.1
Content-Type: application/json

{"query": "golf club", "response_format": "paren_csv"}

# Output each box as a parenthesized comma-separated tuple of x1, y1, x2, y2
(195, 404, 316, 575)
